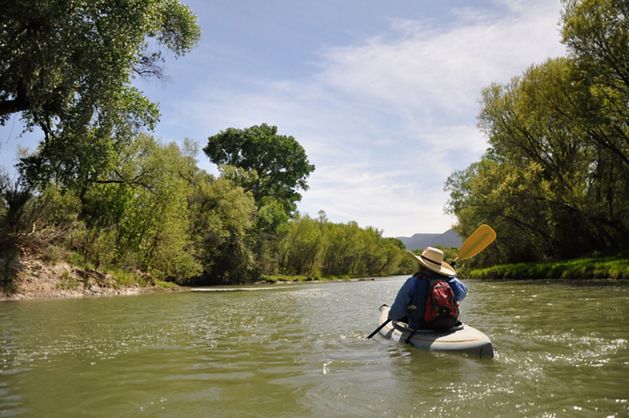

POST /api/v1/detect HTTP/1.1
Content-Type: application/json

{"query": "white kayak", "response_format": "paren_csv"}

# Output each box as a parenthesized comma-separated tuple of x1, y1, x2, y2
(378, 305, 494, 358)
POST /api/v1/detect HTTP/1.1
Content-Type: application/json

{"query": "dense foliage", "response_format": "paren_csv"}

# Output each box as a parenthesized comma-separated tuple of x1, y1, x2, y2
(204, 124, 315, 214)
(446, 0, 629, 265)
(1, 0, 200, 129)
(2, 0, 201, 197)
(0, 134, 412, 285)
(277, 213, 414, 278)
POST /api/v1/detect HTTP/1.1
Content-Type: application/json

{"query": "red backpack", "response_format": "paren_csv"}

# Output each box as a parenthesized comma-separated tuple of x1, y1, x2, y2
(423, 279, 459, 330)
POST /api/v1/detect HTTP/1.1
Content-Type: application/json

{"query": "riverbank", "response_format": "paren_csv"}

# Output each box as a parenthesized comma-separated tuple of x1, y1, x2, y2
(0, 268, 378, 301)
(467, 256, 629, 280)
(258, 273, 380, 284)
(0, 248, 181, 301)
(0, 249, 384, 301)
(7, 250, 627, 301)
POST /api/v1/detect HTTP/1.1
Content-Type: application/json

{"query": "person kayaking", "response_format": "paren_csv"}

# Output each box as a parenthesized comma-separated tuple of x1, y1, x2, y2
(389, 246, 468, 331)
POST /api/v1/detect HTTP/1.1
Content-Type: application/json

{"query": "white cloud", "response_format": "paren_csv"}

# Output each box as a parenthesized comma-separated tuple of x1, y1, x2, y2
(169, 0, 565, 237)
(318, 0, 564, 118)
(299, 163, 454, 235)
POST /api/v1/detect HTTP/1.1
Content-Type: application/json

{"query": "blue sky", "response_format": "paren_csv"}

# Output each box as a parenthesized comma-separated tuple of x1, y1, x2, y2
(0, 0, 566, 237)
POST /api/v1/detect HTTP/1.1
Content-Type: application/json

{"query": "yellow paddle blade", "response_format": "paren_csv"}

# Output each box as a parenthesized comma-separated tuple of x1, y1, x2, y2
(455, 224, 496, 261)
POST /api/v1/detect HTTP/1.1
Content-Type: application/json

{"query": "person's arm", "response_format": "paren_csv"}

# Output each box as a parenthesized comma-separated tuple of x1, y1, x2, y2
(448, 277, 468, 302)
(389, 278, 414, 320)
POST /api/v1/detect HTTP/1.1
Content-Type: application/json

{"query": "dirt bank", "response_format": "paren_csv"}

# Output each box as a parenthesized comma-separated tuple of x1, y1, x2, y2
(1, 249, 166, 301)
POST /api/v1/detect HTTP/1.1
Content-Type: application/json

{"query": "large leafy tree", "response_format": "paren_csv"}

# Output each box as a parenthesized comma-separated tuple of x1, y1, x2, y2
(445, 0, 629, 264)
(0, 0, 200, 130)
(1, 0, 201, 194)
(188, 175, 257, 284)
(80, 134, 202, 280)
(562, 0, 629, 166)
(204, 124, 315, 214)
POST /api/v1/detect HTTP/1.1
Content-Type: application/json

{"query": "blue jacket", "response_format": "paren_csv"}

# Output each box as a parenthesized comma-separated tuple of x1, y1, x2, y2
(389, 271, 467, 329)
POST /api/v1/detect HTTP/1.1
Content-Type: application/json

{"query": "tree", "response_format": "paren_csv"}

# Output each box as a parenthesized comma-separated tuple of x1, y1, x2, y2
(447, 54, 628, 263)
(562, 0, 629, 94)
(562, 0, 629, 166)
(445, 157, 560, 263)
(276, 215, 409, 278)
(188, 174, 257, 284)
(204, 124, 315, 213)
(0, 0, 201, 173)
(80, 134, 202, 280)
(4, 0, 201, 208)
(278, 214, 324, 275)
(0, 174, 33, 237)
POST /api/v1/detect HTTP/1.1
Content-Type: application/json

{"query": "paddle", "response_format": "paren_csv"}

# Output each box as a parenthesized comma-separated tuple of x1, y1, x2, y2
(367, 224, 496, 339)
(367, 319, 389, 339)
(454, 224, 497, 263)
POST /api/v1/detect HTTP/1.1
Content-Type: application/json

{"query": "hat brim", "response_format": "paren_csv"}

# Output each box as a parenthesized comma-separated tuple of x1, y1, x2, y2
(407, 250, 456, 276)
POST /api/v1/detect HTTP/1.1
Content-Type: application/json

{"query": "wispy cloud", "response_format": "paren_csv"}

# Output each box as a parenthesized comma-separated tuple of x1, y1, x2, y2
(170, 0, 565, 236)
(318, 0, 563, 117)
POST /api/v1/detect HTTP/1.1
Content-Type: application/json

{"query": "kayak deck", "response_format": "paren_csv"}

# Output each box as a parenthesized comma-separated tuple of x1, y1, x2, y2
(378, 305, 494, 358)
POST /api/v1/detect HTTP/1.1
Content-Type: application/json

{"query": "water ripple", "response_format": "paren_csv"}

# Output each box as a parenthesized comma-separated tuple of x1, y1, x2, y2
(0, 280, 627, 417)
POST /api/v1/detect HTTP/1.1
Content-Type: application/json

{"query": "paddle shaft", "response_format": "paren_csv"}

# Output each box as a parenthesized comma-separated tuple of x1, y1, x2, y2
(367, 318, 391, 339)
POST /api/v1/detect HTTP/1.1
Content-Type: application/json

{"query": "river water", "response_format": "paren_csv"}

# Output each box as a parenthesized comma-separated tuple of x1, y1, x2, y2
(0, 277, 627, 417)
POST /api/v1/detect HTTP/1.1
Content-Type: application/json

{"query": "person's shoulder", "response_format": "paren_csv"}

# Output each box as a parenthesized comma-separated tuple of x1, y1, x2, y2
(403, 275, 417, 284)
(399, 275, 419, 289)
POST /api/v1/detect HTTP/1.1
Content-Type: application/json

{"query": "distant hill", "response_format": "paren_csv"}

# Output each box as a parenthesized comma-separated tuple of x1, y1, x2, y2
(396, 229, 462, 250)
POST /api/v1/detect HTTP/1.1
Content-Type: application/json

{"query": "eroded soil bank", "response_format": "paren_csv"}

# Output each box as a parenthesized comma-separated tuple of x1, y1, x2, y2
(1, 248, 172, 301)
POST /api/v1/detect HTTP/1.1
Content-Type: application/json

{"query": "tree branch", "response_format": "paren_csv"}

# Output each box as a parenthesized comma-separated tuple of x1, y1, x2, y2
(0, 97, 30, 116)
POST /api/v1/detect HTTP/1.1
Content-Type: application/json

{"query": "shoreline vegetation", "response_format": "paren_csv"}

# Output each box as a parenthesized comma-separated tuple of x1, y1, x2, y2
(0, 254, 385, 302)
(3, 251, 627, 302)
(464, 257, 629, 281)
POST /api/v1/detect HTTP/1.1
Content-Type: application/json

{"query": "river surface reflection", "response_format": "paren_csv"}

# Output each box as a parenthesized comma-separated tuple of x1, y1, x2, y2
(0, 277, 627, 417)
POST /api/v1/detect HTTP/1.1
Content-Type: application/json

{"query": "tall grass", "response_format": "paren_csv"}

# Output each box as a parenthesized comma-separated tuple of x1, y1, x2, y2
(468, 257, 629, 280)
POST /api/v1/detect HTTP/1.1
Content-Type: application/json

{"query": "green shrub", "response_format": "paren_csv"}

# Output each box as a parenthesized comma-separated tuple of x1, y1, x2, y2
(57, 271, 81, 290)
(468, 257, 629, 280)
(41, 245, 67, 263)
(154, 279, 181, 289)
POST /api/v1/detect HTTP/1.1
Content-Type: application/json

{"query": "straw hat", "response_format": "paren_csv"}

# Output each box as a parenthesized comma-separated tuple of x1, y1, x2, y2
(407, 247, 456, 276)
